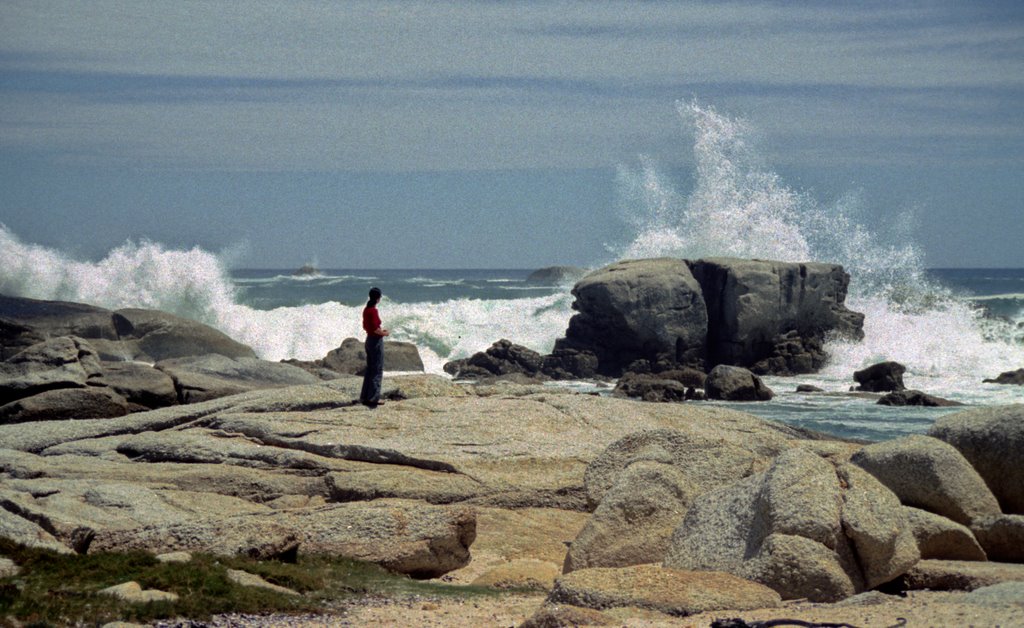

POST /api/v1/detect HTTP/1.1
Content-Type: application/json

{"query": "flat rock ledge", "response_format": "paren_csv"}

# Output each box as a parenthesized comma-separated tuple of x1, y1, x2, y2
(545, 563, 781, 617)
(3, 378, 1023, 624)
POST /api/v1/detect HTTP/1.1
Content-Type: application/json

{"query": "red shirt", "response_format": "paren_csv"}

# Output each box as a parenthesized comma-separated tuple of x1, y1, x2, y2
(362, 305, 382, 335)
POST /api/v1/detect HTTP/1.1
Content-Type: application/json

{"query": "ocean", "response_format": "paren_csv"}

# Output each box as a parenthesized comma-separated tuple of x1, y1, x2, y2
(1, 103, 1020, 442)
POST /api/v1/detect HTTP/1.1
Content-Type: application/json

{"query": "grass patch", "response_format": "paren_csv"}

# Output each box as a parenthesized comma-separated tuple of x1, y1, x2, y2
(0, 538, 498, 626)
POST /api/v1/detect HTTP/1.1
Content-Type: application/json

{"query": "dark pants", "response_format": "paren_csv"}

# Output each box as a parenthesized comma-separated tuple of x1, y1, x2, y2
(360, 334, 384, 404)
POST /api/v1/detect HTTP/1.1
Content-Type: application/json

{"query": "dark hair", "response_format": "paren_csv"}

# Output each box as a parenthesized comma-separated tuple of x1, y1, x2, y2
(367, 287, 382, 306)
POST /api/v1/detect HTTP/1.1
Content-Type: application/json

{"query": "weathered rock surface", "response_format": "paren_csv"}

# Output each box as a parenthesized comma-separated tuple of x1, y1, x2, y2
(0, 294, 257, 363)
(971, 514, 1024, 563)
(0, 336, 105, 405)
(853, 361, 906, 392)
(688, 258, 863, 369)
(983, 368, 1024, 385)
(704, 364, 773, 401)
(3, 376, 825, 582)
(663, 449, 918, 601)
(226, 568, 300, 595)
(101, 361, 179, 410)
(877, 389, 963, 407)
(0, 505, 74, 553)
(0, 294, 119, 353)
(321, 337, 424, 374)
(155, 354, 320, 403)
(0, 385, 129, 423)
(851, 435, 1002, 525)
(110, 307, 257, 362)
(903, 560, 1024, 591)
(471, 558, 560, 590)
(612, 372, 688, 403)
(564, 461, 692, 572)
(548, 564, 781, 616)
(554, 258, 709, 376)
(904, 507, 987, 561)
(928, 404, 1024, 514)
(582, 428, 789, 510)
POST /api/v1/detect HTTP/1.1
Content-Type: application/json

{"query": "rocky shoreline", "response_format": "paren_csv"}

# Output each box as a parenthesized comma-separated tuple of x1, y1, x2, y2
(3, 257, 1024, 626)
(3, 372, 1023, 624)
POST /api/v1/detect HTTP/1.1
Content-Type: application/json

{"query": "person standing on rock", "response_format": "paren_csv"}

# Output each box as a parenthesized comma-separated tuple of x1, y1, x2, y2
(359, 287, 389, 408)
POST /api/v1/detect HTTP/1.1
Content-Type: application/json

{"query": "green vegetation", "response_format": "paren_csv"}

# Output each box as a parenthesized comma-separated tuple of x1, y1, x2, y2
(0, 538, 496, 626)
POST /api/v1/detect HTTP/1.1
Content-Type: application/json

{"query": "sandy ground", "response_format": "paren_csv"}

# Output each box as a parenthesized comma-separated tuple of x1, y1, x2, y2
(176, 588, 1024, 628)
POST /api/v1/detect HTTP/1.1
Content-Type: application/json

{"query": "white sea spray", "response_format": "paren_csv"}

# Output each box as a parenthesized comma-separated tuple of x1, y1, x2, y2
(611, 101, 1024, 392)
(0, 225, 573, 371)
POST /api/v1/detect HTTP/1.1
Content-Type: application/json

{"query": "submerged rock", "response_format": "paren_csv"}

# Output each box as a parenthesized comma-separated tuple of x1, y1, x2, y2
(877, 389, 962, 407)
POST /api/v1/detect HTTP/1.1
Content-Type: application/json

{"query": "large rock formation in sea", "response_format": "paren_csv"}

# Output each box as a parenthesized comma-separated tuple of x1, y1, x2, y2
(550, 257, 864, 377)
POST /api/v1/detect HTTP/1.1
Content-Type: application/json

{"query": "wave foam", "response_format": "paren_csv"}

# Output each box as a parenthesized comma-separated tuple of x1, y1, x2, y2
(611, 102, 1024, 392)
(0, 225, 571, 372)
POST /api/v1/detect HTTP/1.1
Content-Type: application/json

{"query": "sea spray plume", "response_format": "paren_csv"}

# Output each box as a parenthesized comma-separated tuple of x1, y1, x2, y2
(0, 225, 237, 325)
(614, 156, 689, 259)
(613, 102, 810, 262)
(684, 101, 810, 261)
(610, 102, 1024, 387)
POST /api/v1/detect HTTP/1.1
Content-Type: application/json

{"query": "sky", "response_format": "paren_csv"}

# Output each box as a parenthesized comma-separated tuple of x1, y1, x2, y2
(1, 1, 1022, 269)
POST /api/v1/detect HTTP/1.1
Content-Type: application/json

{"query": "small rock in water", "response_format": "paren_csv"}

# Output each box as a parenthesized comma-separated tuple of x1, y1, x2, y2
(853, 361, 906, 392)
(796, 384, 825, 393)
(877, 390, 963, 407)
(982, 368, 1024, 385)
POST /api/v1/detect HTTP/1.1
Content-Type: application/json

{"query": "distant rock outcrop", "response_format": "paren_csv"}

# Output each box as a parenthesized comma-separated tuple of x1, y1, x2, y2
(526, 266, 588, 285)
(983, 368, 1024, 385)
